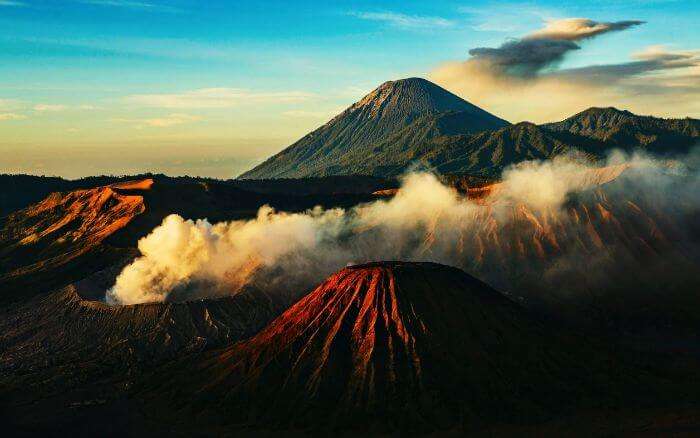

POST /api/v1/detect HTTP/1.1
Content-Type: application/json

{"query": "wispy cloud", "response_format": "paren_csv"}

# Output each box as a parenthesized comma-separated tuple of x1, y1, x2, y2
(33, 104, 69, 112)
(459, 3, 555, 33)
(0, 98, 23, 110)
(143, 113, 202, 127)
(113, 113, 203, 128)
(551, 45, 699, 83)
(350, 11, 454, 29)
(125, 88, 315, 109)
(463, 18, 644, 79)
(282, 107, 345, 120)
(0, 1, 25, 6)
(32, 103, 99, 112)
(430, 18, 700, 121)
(0, 113, 27, 120)
(77, 0, 181, 13)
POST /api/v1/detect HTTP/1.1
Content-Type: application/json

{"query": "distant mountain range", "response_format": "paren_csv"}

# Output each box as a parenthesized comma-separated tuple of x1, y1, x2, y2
(3, 79, 700, 436)
(240, 78, 700, 179)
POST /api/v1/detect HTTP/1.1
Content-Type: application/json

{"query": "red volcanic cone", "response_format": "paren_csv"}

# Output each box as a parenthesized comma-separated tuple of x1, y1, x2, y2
(154, 262, 651, 433)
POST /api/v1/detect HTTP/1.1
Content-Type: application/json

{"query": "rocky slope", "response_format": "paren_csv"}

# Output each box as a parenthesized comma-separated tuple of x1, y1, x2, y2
(0, 265, 292, 436)
(387, 121, 579, 177)
(543, 107, 700, 154)
(147, 262, 670, 434)
(239, 80, 700, 179)
(0, 181, 150, 301)
(239, 78, 509, 179)
(419, 166, 699, 336)
(0, 176, 389, 302)
(543, 107, 700, 146)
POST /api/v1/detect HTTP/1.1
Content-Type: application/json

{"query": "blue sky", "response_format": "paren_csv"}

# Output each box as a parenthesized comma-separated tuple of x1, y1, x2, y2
(1, 0, 698, 178)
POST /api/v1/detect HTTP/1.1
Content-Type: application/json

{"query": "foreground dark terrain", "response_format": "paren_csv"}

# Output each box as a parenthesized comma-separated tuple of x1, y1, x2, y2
(2, 78, 700, 436)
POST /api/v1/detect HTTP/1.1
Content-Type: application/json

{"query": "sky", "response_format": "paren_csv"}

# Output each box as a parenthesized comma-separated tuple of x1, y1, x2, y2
(1, 0, 699, 178)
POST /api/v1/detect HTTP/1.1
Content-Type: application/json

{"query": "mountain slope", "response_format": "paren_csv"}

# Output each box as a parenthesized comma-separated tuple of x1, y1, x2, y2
(242, 99, 700, 180)
(340, 121, 602, 177)
(150, 262, 657, 433)
(239, 78, 509, 179)
(543, 107, 700, 154)
(428, 122, 577, 176)
(0, 176, 391, 303)
(0, 181, 149, 301)
(0, 266, 290, 436)
(353, 121, 584, 177)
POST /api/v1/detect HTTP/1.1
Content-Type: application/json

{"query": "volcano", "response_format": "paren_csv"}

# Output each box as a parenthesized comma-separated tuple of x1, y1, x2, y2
(152, 262, 651, 433)
(239, 79, 700, 179)
(239, 77, 509, 179)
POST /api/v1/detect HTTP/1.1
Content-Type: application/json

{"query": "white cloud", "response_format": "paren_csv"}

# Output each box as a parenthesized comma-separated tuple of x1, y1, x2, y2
(113, 113, 203, 128)
(527, 18, 645, 41)
(33, 104, 68, 112)
(77, 0, 181, 13)
(144, 113, 202, 127)
(0, 113, 27, 121)
(125, 88, 315, 109)
(430, 16, 700, 121)
(459, 3, 554, 33)
(282, 107, 345, 119)
(0, 98, 24, 110)
(31, 103, 99, 112)
(350, 11, 454, 29)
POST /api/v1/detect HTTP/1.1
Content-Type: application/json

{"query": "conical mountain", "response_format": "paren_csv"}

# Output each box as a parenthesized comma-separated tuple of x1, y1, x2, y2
(151, 262, 653, 433)
(239, 78, 509, 179)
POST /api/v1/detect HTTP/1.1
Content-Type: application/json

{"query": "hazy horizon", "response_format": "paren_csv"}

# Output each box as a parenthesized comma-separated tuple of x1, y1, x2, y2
(1, 0, 699, 178)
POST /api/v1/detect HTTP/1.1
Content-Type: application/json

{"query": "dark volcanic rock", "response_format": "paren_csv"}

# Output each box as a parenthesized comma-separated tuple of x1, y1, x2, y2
(0, 267, 294, 435)
(149, 262, 661, 433)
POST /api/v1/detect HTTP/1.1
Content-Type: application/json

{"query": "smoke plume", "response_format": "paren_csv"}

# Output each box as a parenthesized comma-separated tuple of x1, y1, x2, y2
(107, 149, 700, 319)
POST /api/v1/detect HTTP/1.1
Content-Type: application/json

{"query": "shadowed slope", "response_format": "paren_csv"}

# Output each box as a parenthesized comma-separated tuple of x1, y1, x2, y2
(239, 78, 509, 179)
(543, 107, 700, 155)
(241, 103, 700, 179)
(153, 262, 655, 433)
(0, 268, 290, 436)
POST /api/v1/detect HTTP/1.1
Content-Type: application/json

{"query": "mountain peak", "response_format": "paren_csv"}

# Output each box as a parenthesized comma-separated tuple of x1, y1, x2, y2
(581, 106, 632, 115)
(377, 76, 431, 89)
(543, 106, 700, 151)
(350, 76, 489, 118)
(239, 78, 508, 179)
(159, 261, 639, 430)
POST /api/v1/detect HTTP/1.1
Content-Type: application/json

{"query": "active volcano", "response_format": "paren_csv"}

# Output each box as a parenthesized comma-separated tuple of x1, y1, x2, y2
(151, 262, 654, 433)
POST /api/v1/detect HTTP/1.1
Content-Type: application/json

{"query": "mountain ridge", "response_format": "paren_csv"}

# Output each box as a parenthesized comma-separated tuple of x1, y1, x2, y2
(240, 78, 700, 179)
(543, 106, 700, 153)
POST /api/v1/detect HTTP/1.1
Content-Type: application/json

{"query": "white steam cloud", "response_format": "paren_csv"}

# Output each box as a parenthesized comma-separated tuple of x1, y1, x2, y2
(107, 150, 699, 308)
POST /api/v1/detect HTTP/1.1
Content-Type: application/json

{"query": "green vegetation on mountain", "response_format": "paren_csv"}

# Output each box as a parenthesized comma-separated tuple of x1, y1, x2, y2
(239, 77, 509, 179)
(240, 80, 700, 179)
